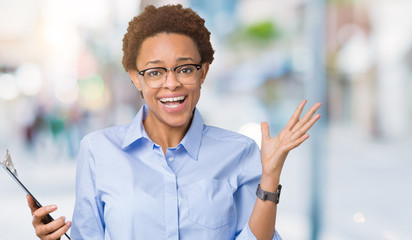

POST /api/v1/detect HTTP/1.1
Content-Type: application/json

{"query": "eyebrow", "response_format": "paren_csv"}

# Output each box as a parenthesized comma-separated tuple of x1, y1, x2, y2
(176, 57, 195, 62)
(144, 60, 162, 66)
(143, 57, 196, 67)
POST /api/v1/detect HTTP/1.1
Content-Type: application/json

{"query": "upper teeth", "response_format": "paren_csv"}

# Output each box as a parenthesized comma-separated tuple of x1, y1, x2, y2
(160, 96, 185, 102)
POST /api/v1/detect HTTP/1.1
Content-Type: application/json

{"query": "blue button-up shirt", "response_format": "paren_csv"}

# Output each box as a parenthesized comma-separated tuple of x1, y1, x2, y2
(71, 105, 281, 240)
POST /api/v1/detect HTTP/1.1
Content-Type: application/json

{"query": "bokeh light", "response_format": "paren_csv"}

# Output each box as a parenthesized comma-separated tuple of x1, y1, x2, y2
(54, 83, 79, 105)
(16, 63, 44, 96)
(0, 73, 20, 101)
(238, 122, 262, 149)
(78, 74, 106, 110)
(353, 212, 366, 224)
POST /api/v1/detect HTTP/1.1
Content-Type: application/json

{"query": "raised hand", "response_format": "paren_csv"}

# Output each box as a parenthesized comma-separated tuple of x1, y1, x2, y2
(260, 100, 322, 190)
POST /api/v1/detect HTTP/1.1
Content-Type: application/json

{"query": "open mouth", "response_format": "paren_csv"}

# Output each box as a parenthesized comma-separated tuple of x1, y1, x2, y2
(159, 96, 187, 109)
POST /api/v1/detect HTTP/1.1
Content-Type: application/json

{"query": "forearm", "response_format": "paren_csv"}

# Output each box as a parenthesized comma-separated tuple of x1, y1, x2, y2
(249, 101, 321, 240)
(248, 175, 280, 240)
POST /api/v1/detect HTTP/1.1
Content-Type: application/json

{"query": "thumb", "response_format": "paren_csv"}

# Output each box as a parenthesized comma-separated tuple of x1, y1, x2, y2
(261, 121, 270, 140)
(27, 195, 39, 214)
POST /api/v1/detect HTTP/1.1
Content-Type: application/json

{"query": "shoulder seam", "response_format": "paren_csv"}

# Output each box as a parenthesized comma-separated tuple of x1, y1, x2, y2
(203, 125, 255, 145)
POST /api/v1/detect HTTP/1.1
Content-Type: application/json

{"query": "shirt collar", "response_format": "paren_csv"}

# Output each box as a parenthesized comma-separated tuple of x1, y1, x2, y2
(122, 104, 149, 149)
(180, 107, 203, 160)
(122, 105, 204, 161)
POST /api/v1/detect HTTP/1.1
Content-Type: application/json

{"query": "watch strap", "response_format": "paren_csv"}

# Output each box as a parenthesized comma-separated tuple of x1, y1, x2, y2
(256, 184, 282, 204)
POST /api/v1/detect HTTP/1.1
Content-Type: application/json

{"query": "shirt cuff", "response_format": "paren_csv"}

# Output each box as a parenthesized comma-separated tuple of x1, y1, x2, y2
(236, 222, 282, 240)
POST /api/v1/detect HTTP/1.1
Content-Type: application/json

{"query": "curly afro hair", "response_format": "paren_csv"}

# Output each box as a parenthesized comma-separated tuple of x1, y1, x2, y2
(122, 4, 215, 72)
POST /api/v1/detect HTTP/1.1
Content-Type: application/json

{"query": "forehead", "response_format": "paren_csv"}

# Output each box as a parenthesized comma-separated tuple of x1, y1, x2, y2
(137, 33, 201, 66)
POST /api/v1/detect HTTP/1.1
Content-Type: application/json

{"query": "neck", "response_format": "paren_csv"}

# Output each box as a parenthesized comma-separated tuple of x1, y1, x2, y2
(143, 112, 192, 155)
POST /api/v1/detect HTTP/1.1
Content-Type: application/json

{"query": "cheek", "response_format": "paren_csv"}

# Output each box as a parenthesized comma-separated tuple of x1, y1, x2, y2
(190, 86, 202, 102)
(140, 80, 155, 95)
(142, 89, 154, 100)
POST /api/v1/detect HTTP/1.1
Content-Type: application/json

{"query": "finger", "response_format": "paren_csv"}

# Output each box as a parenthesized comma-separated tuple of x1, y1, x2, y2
(292, 102, 321, 132)
(286, 134, 309, 152)
(27, 195, 40, 215)
(47, 221, 71, 240)
(261, 121, 270, 139)
(39, 216, 67, 236)
(288, 134, 310, 150)
(292, 113, 321, 140)
(291, 102, 321, 133)
(32, 205, 58, 226)
(285, 100, 307, 130)
(301, 113, 321, 133)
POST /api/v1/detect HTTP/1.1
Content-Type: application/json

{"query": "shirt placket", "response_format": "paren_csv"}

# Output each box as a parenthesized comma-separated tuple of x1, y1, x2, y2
(163, 148, 179, 240)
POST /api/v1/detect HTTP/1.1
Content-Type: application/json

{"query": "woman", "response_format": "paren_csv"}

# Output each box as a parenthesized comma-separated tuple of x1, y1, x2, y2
(28, 4, 321, 240)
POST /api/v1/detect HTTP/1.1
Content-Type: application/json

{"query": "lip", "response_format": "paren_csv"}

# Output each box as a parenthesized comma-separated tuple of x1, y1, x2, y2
(157, 93, 188, 113)
(158, 93, 188, 99)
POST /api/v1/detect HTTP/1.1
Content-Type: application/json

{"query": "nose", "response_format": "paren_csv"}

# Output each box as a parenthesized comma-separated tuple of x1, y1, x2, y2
(163, 70, 181, 90)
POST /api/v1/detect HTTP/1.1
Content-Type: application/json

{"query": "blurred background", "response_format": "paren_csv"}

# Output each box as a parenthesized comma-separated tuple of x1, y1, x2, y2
(0, 0, 411, 239)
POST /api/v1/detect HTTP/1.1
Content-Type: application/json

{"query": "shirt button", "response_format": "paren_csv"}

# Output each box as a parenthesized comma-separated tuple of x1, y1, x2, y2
(168, 157, 174, 162)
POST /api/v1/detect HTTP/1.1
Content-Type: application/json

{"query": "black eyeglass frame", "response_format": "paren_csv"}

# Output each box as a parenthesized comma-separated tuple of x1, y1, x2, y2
(137, 63, 202, 78)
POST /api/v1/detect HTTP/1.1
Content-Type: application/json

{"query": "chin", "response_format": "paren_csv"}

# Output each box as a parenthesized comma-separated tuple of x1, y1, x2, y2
(161, 112, 193, 128)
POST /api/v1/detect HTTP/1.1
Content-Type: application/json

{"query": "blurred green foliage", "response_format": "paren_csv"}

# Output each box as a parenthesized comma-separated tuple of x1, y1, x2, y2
(244, 21, 280, 41)
(228, 20, 282, 50)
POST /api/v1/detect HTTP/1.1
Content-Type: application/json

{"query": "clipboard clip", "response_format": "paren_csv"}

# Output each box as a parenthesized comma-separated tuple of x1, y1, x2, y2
(1, 150, 72, 239)
(1, 149, 18, 177)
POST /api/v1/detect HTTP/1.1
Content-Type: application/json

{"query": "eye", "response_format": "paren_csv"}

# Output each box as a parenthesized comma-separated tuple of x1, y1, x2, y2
(177, 65, 195, 75)
(145, 68, 164, 78)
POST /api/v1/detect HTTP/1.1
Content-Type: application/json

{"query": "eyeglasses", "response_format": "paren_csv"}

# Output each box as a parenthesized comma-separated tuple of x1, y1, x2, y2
(137, 63, 202, 88)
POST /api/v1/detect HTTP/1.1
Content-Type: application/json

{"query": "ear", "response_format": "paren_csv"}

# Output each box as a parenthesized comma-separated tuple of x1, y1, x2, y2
(128, 69, 142, 91)
(199, 63, 209, 85)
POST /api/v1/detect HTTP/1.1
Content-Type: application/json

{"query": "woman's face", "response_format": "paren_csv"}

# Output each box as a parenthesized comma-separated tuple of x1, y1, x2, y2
(129, 33, 209, 130)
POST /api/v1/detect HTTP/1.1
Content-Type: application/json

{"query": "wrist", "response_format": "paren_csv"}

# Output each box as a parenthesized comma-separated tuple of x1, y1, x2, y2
(256, 184, 282, 204)
(259, 174, 280, 192)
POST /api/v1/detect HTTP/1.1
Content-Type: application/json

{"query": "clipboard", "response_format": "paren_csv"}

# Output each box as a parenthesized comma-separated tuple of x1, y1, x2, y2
(1, 150, 71, 239)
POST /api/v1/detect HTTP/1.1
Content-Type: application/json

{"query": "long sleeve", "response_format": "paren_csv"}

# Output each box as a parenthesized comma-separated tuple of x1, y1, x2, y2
(70, 136, 105, 240)
(66, 106, 282, 239)
(234, 140, 282, 240)
(236, 223, 282, 240)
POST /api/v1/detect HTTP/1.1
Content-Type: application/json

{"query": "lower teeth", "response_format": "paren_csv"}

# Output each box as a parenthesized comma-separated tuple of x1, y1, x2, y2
(165, 104, 178, 108)
(161, 98, 185, 108)
(162, 102, 180, 108)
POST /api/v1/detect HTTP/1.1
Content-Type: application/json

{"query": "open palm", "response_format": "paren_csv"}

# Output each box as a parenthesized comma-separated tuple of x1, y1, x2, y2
(260, 100, 322, 179)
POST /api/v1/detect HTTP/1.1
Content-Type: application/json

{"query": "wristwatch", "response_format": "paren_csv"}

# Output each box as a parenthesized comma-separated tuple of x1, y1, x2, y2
(256, 184, 282, 204)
